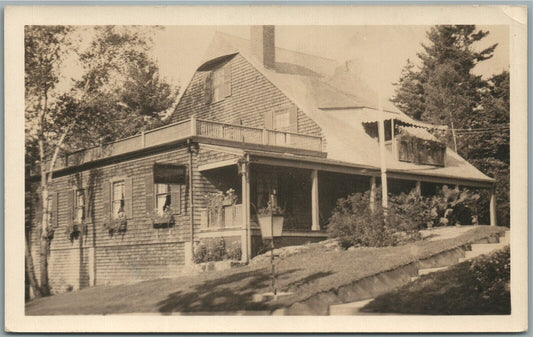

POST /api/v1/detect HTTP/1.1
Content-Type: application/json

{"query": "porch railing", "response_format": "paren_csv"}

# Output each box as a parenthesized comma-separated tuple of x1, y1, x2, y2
(36, 117, 323, 174)
(195, 118, 323, 152)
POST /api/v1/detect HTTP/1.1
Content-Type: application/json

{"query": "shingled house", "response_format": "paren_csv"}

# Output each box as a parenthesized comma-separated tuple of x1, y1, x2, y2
(27, 26, 497, 294)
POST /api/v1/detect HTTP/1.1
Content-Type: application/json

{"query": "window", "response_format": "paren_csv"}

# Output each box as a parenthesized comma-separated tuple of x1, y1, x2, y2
(155, 183, 171, 215)
(273, 110, 290, 130)
(46, 195, 54, 225)
(112, 181, 126, 219)
(265, 105, 297, 132)
(207, 62, 231, 104)
(74, 189, 85, 223)
(145, 164, 186, 215)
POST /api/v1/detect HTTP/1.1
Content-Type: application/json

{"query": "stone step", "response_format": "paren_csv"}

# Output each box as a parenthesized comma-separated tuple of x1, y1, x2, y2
(329, 298, 374, 315)
(418, 266, 448, 276)
(471, 243, 506, 253)
(500, 231, 510, 245)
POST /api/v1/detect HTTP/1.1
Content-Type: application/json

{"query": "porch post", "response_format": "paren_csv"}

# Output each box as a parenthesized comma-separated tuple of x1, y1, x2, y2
(490, 184, 497, 227)
(240, 160, 251, 262)
(415, 181, 421, 196)
(369, 176, 376, 213)
(311, 169, 320, 231)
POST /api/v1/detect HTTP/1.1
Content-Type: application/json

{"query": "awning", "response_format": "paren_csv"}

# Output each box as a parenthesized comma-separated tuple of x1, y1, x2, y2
(357, 110, 448, 130)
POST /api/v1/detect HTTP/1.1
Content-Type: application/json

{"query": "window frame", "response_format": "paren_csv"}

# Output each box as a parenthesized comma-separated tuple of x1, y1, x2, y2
(74, 188, 85, 224)
(111, 180, 126, 219)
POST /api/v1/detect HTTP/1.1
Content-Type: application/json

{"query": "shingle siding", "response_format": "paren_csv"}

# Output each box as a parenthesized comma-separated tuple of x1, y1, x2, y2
(29, 146, 196, 293)
(170, 54, 323, 137)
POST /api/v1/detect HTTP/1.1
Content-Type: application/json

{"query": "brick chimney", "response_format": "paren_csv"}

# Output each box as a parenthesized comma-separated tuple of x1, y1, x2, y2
(251, 25, 275, 69)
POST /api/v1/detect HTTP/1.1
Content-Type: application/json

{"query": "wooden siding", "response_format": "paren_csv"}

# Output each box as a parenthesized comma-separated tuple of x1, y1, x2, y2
(170, 54, 323, 137)
(28, 147, 193, 292)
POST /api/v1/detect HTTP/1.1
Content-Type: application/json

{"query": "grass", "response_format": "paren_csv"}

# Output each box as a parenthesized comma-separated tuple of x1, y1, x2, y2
(360, 245, 511, 315)
(25, 225, 506, 315)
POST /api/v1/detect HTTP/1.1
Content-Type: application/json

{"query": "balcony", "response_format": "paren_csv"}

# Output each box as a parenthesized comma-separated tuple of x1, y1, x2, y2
(36, 117, 324, 173)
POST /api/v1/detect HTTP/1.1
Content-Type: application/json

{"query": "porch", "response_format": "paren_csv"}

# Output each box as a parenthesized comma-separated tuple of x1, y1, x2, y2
(196, 150, 498, 263)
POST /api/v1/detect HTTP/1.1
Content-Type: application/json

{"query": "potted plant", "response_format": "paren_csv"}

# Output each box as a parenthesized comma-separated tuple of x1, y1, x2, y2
(222, 188, 238, 206)
(147, 208, 175, 228)
(103, 210, 127, 235)
(257, 201, 284, 238)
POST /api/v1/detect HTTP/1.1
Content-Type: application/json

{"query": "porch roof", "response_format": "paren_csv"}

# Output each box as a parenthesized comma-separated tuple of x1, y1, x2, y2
(245, 149, 495, 188)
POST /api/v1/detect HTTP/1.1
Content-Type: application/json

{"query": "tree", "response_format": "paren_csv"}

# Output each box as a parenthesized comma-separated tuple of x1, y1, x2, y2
(25, 25, 178, 296)
(391, 25, 497, 150)
(391, 25, 509, 226)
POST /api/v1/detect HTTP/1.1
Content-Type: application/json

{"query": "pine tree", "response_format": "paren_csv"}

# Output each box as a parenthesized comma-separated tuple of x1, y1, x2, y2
(391, 25, 509, 226)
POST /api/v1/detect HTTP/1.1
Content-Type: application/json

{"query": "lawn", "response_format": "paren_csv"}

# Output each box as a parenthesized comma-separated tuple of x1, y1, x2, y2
(360, 245, 511, 315)
(25, 225, 506, 315)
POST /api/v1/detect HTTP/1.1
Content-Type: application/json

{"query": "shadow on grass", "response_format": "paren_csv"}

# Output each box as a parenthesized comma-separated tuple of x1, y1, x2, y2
(360, 261, 511, 315)
(157, 268, 301, 313)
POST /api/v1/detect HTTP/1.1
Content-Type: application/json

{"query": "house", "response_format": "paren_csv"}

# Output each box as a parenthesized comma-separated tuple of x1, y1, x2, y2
(27, 26, 497, 294)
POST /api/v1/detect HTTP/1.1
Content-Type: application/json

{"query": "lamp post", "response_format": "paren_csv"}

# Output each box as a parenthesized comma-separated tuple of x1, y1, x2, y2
(257, 190, 284, 299)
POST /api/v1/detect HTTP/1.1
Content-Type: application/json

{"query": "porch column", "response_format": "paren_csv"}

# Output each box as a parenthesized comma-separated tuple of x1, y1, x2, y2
(369, 176, 376, 213)
(415, 181, 421, 196)
(490, 184, 497, 227)
(240, 160, 251, 262)
(311, 169, 320, 231)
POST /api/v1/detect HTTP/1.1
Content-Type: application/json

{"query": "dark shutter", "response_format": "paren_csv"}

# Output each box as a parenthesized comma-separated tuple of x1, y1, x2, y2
(124, 178, 133, 219)
(51, 192, 58, 228)
(264, 110, 273, 129)
(145, 173, 154, 213)
(288, 106, 298, 133)
(102, 181, 111, 219)
(170, 185, 181, 215)
(67, 189, 74, 226)
(224, 62, 232, 97)
(204, 72, 212, 105)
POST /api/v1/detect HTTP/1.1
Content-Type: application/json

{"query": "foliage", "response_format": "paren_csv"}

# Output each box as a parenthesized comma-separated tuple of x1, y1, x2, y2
(391, 25, 509, 227)
(193, 238, 242, 263)
(25, 26, 178, 294)
(388, 191, 433, 231)
(146, 208, 175, 228)
(328, 185, 485, 249)
(361, 246, 510, 315)
(429, 185, 481, 226)
(64, 222, 86, 241)
(469, 246, 510, 298)
(327, 190, 415, 249)
(102, 215, 127, 235)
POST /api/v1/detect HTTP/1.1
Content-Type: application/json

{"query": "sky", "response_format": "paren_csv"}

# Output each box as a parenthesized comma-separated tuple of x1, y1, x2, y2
(153, 25, 509, 102)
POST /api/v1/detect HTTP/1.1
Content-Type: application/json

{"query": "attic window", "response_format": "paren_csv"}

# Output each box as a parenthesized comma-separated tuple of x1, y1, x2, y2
(207, 62, 232, 104)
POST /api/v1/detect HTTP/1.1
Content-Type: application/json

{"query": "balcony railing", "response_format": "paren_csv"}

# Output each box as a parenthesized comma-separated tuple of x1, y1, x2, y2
(36, 116, 323, 173)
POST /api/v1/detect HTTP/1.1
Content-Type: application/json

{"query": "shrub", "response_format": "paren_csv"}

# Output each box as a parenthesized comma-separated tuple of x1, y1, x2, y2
(193, 238, 242, 263)
(328, 185, 485, 249)
(469, 246, 510, 298)
(429, 185, 481, 226)
(328, 190, 415, 249)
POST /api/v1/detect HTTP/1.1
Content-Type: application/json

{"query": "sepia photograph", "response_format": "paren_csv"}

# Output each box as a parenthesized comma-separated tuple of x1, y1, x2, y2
(4, 5, 528, 333)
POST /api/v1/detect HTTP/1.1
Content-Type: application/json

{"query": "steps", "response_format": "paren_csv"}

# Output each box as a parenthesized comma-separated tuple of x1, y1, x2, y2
(458, 230, 509, 263)
(329, 299, 374, 315)
(328, 230, 509, 315)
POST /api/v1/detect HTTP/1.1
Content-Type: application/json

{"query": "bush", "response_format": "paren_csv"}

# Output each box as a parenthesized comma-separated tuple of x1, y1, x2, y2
(193, 238, 242, 263)
(328, 185, 485, 249)
(429, 185, 481, 227)
(328, 190, 418, 249)
(469, 245, 510, 298)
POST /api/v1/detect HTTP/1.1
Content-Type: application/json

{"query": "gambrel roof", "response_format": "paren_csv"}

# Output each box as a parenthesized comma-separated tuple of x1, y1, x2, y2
(191, 32, 494, 185)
